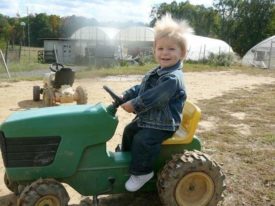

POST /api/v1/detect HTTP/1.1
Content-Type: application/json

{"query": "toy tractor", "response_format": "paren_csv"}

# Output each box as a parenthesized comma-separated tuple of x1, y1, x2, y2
(33, 63, 88, 106)
(0, 86, 225, 206)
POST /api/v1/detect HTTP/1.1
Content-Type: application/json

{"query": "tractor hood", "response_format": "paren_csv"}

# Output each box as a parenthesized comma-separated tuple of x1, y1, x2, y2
(0, 103, 118, 142)
(0, 103, 119, 179)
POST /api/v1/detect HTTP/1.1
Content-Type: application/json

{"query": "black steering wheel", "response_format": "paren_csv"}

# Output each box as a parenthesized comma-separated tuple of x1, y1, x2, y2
(103, 85, 124, 108)
(50, 63, 64, 72)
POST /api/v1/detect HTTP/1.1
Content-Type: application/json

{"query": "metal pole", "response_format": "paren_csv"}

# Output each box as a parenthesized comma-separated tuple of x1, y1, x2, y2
(0, 49, 11, 79)
(268, 40, 273, 69)
(53, 44, 59, 63)
(27, 7, 31, 63)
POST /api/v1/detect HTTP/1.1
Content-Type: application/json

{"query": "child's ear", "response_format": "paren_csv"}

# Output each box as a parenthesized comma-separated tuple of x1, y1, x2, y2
(152, 47, 156, 56)
(181, 48, 186, 59)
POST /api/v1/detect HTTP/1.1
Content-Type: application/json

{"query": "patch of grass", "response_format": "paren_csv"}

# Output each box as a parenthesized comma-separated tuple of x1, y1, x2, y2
(75, 62, 237, 79)
(262, 134, 275, 144)
(75, 63, 157, 78)
(0, 46, 46, 73)
(4, 51, 272, 80)
(197, 82, 275, 206)
(6, 62, 47, 72)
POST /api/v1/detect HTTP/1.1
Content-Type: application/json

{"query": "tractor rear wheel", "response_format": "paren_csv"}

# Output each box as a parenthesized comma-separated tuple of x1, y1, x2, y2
(18, 178, 69, 206)
(4, 173, 19, 195)
(157, 150, 225, 206)
(75, 86, 88, 104)
(33, 86, 41, 101)
(43, 89, 55, 106)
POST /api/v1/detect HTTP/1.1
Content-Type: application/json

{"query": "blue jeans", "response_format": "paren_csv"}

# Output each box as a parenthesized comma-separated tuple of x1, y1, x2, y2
(122, 119, 174, 175)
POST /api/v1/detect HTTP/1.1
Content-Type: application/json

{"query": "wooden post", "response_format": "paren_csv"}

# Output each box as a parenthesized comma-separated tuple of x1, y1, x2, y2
(0, 49, 11, 79)
(54, 44, 59, 63)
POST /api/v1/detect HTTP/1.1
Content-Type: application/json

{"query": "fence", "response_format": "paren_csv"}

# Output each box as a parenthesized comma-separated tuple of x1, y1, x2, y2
(0, 45, 41, 64)
(268, 41, 275, 69)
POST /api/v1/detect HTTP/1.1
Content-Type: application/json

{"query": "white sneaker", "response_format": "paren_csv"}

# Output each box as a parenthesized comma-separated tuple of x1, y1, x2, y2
(125, 172, 154, 192)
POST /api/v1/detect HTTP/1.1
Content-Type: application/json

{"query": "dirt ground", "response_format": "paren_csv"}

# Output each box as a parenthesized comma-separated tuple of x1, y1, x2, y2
(0, 70, 274, 205)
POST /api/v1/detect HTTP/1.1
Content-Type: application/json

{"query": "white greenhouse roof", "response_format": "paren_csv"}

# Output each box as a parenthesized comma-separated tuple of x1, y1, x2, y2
(242, 35, 275, 69)
(185, 34, 233, 60)
(70, 26, 119, 40)
(68, 26, 233, 60)
(115, 26, 154, 42)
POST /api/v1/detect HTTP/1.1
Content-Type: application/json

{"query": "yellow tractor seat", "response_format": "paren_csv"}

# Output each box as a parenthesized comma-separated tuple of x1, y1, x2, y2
(162, 101, 201, 145)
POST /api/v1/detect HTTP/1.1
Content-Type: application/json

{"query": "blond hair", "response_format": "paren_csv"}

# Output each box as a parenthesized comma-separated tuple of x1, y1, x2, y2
(154, 13, 193, 58)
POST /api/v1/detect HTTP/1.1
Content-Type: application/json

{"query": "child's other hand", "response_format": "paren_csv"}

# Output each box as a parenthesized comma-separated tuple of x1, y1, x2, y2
(121, 101, 135, 113)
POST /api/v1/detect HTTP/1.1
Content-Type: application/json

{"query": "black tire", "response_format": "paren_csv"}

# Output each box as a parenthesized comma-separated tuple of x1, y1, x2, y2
(43, 89, 55, 106)
(4, 173, 19, 195)
(157, 150, 226, 206)
(75, 86, 88, 104)
(18, 178, 70, 206)
(33, 86, 41, 101)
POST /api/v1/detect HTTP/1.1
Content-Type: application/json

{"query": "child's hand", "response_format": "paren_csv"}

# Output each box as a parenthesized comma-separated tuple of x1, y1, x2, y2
(121, 101, 135, 113)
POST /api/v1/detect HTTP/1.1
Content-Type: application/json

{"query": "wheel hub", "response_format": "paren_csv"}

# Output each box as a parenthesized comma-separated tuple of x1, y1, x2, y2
(36, 196, 60, 206)
(175, 172, 214, 206)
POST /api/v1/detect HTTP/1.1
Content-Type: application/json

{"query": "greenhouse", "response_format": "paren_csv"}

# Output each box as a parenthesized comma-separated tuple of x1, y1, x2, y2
(43, 25, 233, 66)
(114, 26, 154, 60)
(70, 26, 119, 66)
(242, 35, 275, 69)
(185, 34, 233, 61)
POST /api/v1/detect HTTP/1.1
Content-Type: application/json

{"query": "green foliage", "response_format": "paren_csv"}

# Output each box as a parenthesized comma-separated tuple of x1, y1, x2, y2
(207, 52, 235, 66)
(29, 13, 54, 46)
(262, 134, 275, 145)
(185, 52, 235, 67)
(119, 60, 129, 67)
(151, 0, 275, 56)
(0, 14, 9, 40)
(59, 15, 98, 38)
(214, 0, 275, 56)
(1, 0, 275, 57)
(0, 38, 6, 49)
(150, 1, 220, 38)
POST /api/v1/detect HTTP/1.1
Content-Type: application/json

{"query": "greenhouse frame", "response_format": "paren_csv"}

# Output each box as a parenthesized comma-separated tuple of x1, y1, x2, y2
(43, 26, 233, 66)
(242, 35, 275, 69)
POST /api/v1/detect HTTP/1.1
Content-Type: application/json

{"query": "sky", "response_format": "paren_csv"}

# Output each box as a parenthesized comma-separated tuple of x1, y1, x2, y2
(0, 0, 214, 23)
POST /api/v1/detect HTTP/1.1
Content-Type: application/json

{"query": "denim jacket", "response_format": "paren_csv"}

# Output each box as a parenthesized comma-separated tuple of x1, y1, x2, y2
(123, 61, 186, 131)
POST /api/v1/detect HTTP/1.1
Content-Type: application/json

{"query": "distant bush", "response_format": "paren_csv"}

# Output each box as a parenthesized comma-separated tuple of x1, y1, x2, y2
(185, 52, 235, 67)
(119, 59, 129, 67)
(0, 38, 6, 50)
(207, 52, 235, 66)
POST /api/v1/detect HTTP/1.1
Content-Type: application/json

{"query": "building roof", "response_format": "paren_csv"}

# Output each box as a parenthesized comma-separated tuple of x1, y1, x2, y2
(115, 26, 154, 42)
(70, 26, 119, 40)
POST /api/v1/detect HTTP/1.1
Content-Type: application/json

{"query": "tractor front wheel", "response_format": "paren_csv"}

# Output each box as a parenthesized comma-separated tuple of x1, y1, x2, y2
(18, 178, 69, 206)
(75, 86, 88, 104)
(4, 173, 19, 195)
(33, 86, 41, 101)
(43, 89, 55, 106)
(157, 150, 225, 206)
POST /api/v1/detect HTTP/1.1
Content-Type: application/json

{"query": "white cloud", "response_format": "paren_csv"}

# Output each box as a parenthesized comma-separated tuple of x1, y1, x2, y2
(1, 0, 213, 23)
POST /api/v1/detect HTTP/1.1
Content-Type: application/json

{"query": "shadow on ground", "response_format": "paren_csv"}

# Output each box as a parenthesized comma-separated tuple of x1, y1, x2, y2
(0, 193, 17, 206)
(78, 192, 161, 206)
(0, 192, 161, 206)
(17, 100, 44, 109)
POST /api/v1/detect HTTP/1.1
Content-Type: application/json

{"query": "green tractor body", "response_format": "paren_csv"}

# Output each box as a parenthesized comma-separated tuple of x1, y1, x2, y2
(0, 87, 225, 206)
(0, 103, 201, 196)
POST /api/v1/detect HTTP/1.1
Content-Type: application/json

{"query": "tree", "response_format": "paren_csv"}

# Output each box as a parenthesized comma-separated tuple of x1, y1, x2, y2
(266, 5, 275, 36)
(59, 15, 98, 38)
(29, 13, 52, 46)
(49, 15, 61, 37)
(214, 0, 275, 56)
(150, 1, 221, 38)
(0, 14, 10, 48)
(213, 0, 241, 43)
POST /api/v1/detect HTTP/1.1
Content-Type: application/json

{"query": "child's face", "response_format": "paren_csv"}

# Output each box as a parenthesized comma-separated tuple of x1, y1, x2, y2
(154, 37, 184, 68)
